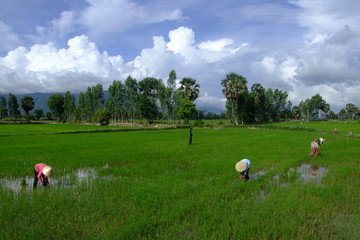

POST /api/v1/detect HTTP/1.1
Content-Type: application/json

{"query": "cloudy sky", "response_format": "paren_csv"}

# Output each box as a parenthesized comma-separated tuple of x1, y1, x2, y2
(0, 0, 359, 112)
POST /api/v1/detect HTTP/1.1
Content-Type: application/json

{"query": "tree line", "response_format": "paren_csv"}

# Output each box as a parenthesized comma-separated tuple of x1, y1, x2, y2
(0, 71, 359, 124)
(221, 72, 359, 124)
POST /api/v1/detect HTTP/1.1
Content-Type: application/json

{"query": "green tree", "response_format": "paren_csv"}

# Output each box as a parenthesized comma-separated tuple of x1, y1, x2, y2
(221, 73, 248, 125)
(328, 110, 337, 119)
(164, 70, 178, 123)
(265, 88, 290, 122)
(124, 76, 139, 123)
(298, 99, 310, 120)
(309, 94, 327, 119)
(177, 97, 196, 124)
(94, 109, 111, 126)
(85, 87, 94, 122)
(297, 94, 328, 120)
(138, 77, 161, 123)
(8, 93, 20, 118)
(322, 103, 331, 119)
(345, 103, 359, 119)
(63, 91, 76, 122)
(77, 92, 86, 121)
(47, 94, 64, 121)
(0, 96, 8, 119)
(34, 109, 44, 120)
(46, 112, 53, 120)
(250, 83, 266, 123)
(177, 77, 200, 123)
(179, 77, 200, 101)
(92, 84, 104, 111)
(157, 80, 167, 120)
(292, 106, 301, 119)
(20, 96, 35, 121)
(338, 108, 348, 119)
(106, 80, 126, 122)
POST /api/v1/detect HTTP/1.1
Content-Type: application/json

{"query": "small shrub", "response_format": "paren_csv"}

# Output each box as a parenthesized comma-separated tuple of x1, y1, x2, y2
(94, 109, 111, 126)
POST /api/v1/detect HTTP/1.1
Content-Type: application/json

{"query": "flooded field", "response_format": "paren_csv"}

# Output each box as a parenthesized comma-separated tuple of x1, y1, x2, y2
(251, 164, 328, 202)
(0, 167, 111, 193)
(296, 164, 328, 186)
(251, 164, 328, 184)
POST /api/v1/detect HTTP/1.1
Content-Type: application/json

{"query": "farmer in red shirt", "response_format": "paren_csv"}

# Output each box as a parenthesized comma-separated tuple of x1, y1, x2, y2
(33, 163, 54, 188)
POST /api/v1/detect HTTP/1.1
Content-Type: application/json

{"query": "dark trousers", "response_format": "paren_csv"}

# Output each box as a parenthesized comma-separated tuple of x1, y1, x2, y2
(245, 168, 250, 180)
(241, 168, 250, 180)
(33, 169, 39, 188)
(33, 169, 48, 188)
(189, 136, 192, 145)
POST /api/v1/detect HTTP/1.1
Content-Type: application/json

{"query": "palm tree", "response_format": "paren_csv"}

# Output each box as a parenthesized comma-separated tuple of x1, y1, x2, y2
(179, 77, 200, 101)
(221, 73, 248, 125)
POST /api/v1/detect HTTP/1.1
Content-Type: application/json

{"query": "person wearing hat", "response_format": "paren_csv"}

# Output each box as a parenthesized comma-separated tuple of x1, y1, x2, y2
(33, 163, 54, 188)
(235, 159, 251, 180)
(318, 137, 326, 145)
(309, 139, 319, 157)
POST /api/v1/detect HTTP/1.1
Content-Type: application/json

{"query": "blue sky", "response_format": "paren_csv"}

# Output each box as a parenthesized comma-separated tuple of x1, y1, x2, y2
(0, 0, 359, 112)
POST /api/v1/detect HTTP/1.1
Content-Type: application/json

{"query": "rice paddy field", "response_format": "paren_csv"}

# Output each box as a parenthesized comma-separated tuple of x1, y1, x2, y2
(0, 121, 359, 239)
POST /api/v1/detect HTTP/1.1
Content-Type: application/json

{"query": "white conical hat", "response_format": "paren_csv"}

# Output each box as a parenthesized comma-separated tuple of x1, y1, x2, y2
(43, 166, 54, 177)
(235, 161, 247, 172)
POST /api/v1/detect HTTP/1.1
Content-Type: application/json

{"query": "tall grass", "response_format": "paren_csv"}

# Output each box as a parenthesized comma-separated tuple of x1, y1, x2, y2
(0, 124, 359, 239)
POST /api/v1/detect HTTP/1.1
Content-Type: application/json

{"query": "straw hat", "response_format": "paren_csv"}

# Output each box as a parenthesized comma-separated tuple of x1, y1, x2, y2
(43, 166, 54, 177)
(235, 161, 247, 172)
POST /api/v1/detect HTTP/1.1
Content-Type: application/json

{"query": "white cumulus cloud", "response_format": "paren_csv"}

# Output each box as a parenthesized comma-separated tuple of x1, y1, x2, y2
(0, 23, 359, 112)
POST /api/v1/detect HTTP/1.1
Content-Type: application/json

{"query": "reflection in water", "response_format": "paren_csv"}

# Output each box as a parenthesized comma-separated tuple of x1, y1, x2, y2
(250, 170, 267, 180)
(297, 164, 328, 186)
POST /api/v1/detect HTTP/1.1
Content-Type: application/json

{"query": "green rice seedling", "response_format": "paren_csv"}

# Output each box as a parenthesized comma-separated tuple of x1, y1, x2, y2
(0, 123, 359, 239)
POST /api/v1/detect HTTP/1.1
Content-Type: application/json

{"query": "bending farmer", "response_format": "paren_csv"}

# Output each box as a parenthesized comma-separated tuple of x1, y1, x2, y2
(33, 163, 54, 188)
(309, 139, 319, 157)
(235, 159, 251, 180)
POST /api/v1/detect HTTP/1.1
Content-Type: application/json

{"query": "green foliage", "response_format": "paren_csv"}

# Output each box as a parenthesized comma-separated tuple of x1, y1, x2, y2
(47, 94, 64, 121)
(20, 96, 35, 121)
(93, 109, 111, 126)
(138, 77, 162, 122)
(177, 97, 196, 124)
(63, 91, 76, 122)
(179, 77, 200, 101)
(85, 87, 94, 121)
(92, 84, 105, 111)
(8, 93, 20, 118)
(346, 103, 360, 119)
(221, 73, 248, 125)
(296, 94, 335, 120)
(124, 76, 139, 122)
(0, 96, 8, 119)
(34, 109, 44, 120)
(106, 80, 126, 122)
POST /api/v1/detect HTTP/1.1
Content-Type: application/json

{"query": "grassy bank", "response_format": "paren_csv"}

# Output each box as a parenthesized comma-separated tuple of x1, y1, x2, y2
(0, 123, 359, 239)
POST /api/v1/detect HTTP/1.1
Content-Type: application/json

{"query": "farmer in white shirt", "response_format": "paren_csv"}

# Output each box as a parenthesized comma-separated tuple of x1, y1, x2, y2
(235, 159, 251, 180)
